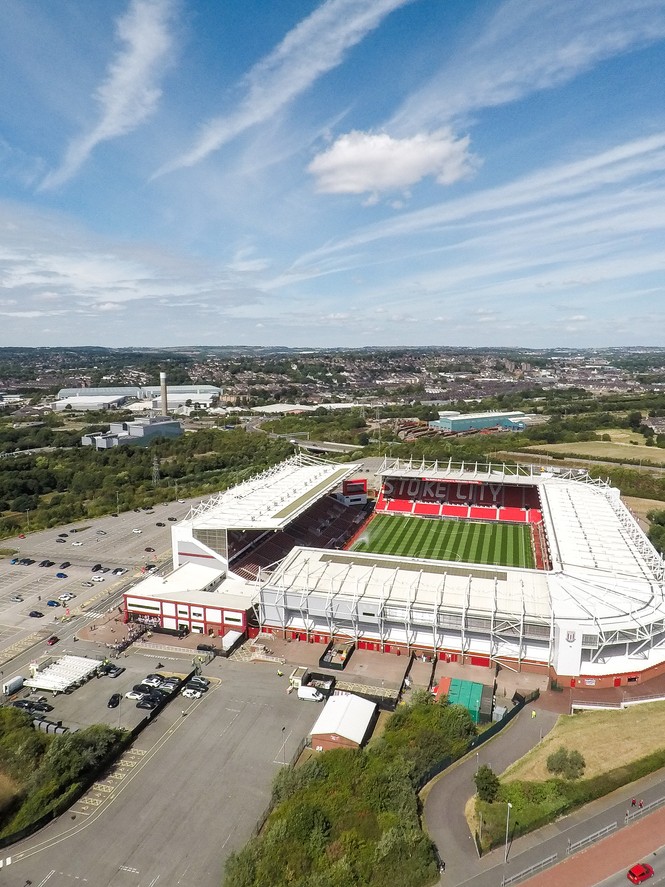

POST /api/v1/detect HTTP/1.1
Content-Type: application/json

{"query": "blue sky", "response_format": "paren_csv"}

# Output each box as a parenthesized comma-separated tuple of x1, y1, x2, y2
(1, 0, 664, 349)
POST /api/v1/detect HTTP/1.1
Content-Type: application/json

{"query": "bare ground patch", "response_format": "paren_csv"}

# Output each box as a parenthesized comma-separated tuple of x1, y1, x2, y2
(502, 703, 665, 783)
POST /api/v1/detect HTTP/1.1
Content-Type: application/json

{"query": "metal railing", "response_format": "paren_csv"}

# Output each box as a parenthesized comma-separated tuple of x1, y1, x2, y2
(566, 821, 616, 854)
(501, 854, 557, 886)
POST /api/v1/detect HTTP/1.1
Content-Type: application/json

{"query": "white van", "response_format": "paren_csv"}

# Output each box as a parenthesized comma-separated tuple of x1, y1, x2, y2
(297, 685, 323, 702)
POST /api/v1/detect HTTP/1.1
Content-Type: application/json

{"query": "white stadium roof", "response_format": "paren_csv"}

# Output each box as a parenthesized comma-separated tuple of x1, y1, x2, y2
(183, 454, 360, 531)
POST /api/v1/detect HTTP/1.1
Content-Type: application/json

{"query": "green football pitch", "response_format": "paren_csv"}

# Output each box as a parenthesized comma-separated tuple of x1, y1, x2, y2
(351, 514, 536, 569)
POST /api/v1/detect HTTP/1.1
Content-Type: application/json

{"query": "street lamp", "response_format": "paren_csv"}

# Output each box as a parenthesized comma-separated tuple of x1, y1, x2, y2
(504, 802, 513, 864)
(280, 726, 287, 766)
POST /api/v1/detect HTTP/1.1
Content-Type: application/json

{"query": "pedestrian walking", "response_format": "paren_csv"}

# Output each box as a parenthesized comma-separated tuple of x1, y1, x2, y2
(639, 800, 644, 809)
(277, 669, 283, 677)
(531, 709, 537, 719)
(632, 798, 637, 807)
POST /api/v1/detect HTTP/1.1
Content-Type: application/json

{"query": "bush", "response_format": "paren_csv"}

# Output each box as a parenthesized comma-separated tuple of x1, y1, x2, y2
(475, 765, 500, 802)
(546, 746, 585, 780)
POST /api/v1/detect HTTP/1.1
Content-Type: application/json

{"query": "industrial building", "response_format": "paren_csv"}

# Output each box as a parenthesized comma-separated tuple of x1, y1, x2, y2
(81, 416, 183, 449)
(429, 410, 526, 433)
(57, 384, 221, 411)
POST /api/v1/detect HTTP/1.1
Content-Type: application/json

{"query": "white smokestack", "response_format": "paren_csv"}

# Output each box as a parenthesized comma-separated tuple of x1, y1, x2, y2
(159, 372, 168, 415)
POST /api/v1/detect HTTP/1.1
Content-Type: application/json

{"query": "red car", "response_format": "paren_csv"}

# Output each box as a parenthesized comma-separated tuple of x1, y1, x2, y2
(46, 635, 59, 646)
(627, 863, 654, 884)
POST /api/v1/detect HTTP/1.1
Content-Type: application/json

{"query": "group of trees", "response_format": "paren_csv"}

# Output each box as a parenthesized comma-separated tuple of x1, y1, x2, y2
(0, 708, 124, 836)
(647, 509, 665, 554)
(224, 694, 476, 887)
(0, 426, 292, 538)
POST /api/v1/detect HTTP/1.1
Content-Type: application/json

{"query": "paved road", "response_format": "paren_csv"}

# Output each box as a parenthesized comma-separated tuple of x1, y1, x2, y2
(424, 707, 559, 882)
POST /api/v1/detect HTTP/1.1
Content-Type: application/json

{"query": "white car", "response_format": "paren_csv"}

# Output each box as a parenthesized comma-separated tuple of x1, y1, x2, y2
(181, 688, 202, 699)
(58, 593, 75, 602)
(125, 690, 145, 700)
(71, 541, 83, 547)
(92, 576, 105, 583)
(143, 676, 163, 688)
(132, 528, 142, 534)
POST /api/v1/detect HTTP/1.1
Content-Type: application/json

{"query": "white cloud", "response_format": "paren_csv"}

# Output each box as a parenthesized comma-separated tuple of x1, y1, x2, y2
(41, 0, 177, 190)
(97, 302, 125, 312)
(155, 0, 413, 176)
(308, 129, 476, 196)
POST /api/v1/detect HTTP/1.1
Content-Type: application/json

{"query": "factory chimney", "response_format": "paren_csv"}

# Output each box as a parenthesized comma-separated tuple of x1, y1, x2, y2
(159, 372, 168, 415)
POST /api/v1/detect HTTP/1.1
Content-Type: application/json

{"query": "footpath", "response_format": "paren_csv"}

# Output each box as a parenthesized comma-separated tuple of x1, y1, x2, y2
(424, 699, 665, 887)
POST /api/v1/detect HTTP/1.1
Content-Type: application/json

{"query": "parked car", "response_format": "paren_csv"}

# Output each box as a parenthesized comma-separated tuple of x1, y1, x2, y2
(156, 522, 165, 527)
(46, 600, 61, 607)
(29, 610, 44, 618)
(132, 528, 142, 534)
(58, 532, 68, 537)
(182, 688, 202, 699)
(125, 690, 146, 700)
(92, 576, 105, 583)
(38, 559, 50, 567)
(59, 592, 75, 602)
(136, 698, 159, 710)
(143, 675, 163, 687)
(10, 594, 24, 603)
(92, 563, 102, 572)
(99, 567, 110, 573)
(188, 675, 210, 687)
(56, 538, 66, 543)
(107, 666, 125, 679)
(196, 643, 215, 653)
(81, 581, 94, 587)
(168, 516, 177, 521)
(107, 693, 122, 709)
(55, 572, 68, 579)
(144, 547, 155, 553)
(59, 561, 71, 569)
(112, 567, 127, 575)
(18, 533, 25, 539)
(46, 636, 59, 646)
(627, 863, 654, 884)
(185, 681, 208, 693)
(11, 700, 33, 710)
(30, 701, 54, 712)
(72, 541, 83, 547)
(97, 530, 107, 536)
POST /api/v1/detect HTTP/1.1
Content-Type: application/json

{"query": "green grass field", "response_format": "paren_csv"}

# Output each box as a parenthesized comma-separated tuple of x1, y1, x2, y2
(351, 514, 535, 569)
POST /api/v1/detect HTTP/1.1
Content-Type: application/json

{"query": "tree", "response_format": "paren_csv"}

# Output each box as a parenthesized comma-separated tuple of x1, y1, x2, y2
(546, 746, 585, 780)
(474, 764, 500, 802)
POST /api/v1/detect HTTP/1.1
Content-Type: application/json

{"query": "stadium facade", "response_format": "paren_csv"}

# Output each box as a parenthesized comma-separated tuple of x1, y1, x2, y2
(124, 454, 665, 690)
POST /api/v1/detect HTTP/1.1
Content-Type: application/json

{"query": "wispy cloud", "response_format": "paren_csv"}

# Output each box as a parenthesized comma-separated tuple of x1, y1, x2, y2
(40, 0, 177, 190)
(154, 0, 413, 177)
(391, 0, 665, 132)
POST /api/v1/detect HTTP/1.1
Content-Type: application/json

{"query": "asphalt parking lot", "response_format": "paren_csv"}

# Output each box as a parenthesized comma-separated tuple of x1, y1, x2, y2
(0, 501, 194, 656)
(8, 659, 322, 887)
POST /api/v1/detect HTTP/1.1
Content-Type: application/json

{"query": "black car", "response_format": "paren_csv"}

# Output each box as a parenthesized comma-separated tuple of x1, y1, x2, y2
(30, 701, 54, 713)
(133, 683, 154, 695)
(136, 698, 159, 710)
(100, 567, 110, 573)
(185, 682, 208, 693)
(58, 532, 68, 537)
(11, 700, 33, 710)
(29, 610, 44, 618)
(156, 522, 165, 527)
(107, 693, 122, 709)
(168, 517, 177, 521)
(38, 559, 50, 567)
(92, 563, 102, 572)
(60, 561, 71, 569)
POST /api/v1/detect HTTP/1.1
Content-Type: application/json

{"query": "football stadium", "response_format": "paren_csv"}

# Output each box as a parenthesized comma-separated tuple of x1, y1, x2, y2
(124, 453, 665, 690)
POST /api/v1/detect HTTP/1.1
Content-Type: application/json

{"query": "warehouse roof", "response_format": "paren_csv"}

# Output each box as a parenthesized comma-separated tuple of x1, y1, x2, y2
(310, 693, 376, 745)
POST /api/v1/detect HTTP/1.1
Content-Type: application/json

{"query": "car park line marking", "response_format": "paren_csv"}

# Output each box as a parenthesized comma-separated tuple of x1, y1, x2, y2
(13, 695, 209, 861)
(35, 872, 56, 886)
(0, 855, 11, 867)
(15, 689, 214, 859)
(119, 865, 140, 873)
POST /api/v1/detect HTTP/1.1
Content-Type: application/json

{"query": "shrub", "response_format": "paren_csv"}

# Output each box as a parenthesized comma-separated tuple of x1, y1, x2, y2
(546, 746, 585, 780)
(475, 765, 500, 802)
